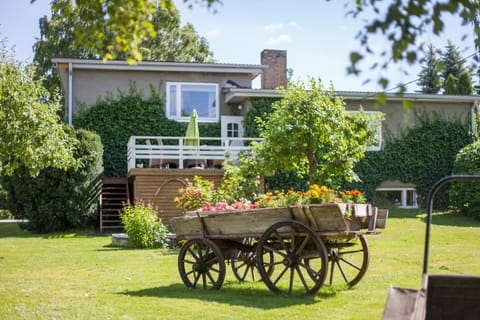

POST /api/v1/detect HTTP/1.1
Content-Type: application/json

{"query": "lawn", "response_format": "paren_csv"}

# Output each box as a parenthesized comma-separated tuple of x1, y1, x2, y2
(1, 209, 479, 320)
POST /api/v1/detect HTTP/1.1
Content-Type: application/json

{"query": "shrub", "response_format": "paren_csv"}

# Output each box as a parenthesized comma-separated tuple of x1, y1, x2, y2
(1, 128, 103, 232)
(120, 202, 168, 248)
(449, 141, 480, 219)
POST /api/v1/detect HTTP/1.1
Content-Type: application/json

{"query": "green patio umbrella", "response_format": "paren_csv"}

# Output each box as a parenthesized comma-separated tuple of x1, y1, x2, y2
(184, 109, 200, 147)
(184, 109, 200, 167)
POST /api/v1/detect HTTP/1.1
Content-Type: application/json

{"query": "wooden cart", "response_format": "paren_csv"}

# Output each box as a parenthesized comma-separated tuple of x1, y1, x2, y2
(170, 203, 382, 295)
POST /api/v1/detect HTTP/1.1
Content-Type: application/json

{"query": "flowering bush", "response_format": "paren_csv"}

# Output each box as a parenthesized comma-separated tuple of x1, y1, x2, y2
(305, 184, 339, 204)
(175, 177, 367, 213)
(174, 176, 214, 213)
(340, 189, 366, 204)
(120, 201, 168, 249)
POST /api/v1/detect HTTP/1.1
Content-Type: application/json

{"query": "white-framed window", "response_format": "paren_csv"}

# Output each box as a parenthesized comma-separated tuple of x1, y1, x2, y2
(347, 110, 383, 151)
(166, 82, 219, 122)
(227, 123, 239, 138)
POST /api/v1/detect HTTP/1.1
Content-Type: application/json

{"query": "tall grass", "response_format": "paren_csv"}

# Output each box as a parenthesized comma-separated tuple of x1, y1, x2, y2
(0, 209, 479, 320)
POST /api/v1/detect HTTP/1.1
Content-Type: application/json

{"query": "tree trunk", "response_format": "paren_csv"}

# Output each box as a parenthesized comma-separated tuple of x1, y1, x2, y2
(306, 140, 317, 185)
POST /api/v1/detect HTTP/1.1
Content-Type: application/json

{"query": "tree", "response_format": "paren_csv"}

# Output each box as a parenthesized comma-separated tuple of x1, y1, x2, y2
(441, 41, 467, 81)
(348, 0, 480, 89)
(458, 70, 474, 94)
(33, 4, 213, 100)
(250, 78, 381, 187)
(417, 44, 441, 94)
(32, 0, 217, 64)
(444, 74, 459, 94)
(0, 42, 76, 176)
(32, 1, 480, 90)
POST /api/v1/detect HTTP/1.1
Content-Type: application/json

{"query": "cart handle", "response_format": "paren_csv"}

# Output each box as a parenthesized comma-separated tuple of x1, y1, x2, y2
(422, 174, 480, 278)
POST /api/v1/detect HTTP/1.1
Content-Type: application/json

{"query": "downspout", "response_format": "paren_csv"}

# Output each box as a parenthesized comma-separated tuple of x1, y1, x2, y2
(68, 62, 73, 125)
(472, 99, 479, 139)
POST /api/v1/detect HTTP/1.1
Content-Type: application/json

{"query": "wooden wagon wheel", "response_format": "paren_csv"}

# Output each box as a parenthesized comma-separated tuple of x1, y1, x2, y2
(326, 233, 369, 287)
(231, 238, 275, 282)
(178, 238, 226, 290)
(256, 220, 328, 295)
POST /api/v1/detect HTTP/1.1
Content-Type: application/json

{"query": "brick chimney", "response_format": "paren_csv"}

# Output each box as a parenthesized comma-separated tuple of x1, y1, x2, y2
(261, 49, 287, 89)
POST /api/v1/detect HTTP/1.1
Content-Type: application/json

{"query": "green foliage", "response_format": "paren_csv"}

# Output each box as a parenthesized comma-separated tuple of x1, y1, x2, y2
(243, 97, 278, 138)
(0, 42, 76, 176)
(417, 44, 441, 94)
(218, 155, 263, 201)
(37, 0, 217, 64)
(1, 128, 104, 233)
(348, 1, 480, 89)
(250, 78, 381, 187)
(120, 201, 168, 248)
(444, 74, 459, 94)
(33, 4, 213, 100)
(458, 71, 473, 95)
(73, 86, 220, 177)
(441, 41, 467, 80)
(347, 112, 472, 208)
(449, 141, 480, 219)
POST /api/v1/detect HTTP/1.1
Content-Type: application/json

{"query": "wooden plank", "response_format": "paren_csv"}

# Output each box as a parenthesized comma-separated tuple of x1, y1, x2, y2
(306, 204, 348, 232)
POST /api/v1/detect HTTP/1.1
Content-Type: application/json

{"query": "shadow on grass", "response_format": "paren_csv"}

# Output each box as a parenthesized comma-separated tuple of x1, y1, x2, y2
(118, 282, 342, 309)
(0, 222, 111, 239)
(389, 208, 480, 228)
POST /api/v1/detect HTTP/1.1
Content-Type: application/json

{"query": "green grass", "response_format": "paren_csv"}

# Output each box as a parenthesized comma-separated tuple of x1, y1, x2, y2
(1, 209, 479, 320)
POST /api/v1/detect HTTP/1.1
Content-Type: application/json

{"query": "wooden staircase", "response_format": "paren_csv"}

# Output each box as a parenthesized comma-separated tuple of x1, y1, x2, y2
(100, 177, 129, 233)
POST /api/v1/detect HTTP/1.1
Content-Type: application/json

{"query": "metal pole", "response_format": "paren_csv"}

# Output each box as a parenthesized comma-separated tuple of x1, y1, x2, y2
(422, 175, 480, 280)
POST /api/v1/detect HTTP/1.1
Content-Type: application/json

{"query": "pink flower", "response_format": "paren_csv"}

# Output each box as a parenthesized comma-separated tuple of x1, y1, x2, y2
(215, 201, 228, 211)
(202, 202, 213, 211)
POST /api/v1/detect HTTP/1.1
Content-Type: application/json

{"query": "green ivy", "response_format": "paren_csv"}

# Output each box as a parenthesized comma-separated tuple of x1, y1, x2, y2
(244, 97, 279, 138)
(244, 98, 472, 208)
(73, 86, 220, 177)
(345, 111, 472, 208)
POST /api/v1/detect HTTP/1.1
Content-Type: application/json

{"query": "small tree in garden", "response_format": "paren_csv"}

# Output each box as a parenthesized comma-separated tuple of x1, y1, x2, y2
(250, 78, 381, 188)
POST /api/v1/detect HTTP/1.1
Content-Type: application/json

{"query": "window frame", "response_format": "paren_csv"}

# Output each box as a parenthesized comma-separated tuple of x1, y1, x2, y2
(166, 82, 219, 122)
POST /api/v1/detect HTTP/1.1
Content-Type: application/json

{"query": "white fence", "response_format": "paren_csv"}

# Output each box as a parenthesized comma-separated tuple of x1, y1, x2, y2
(127, 136, 262, 171)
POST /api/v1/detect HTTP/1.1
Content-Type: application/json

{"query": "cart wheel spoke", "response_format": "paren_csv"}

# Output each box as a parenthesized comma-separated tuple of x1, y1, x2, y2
(257, 220, 328, 295)
(338, 256, 362, 271)
(272, 265, 290, 286)
(232, 238, 274, 282)
(296, 265, 311, 292)
(288, 267, 295, 294)
(327, 233, 369, 287)
(178, 238, 226, 290)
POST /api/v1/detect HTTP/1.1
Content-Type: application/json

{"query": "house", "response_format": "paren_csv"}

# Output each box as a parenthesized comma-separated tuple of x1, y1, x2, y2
(54, 49, 479, 230)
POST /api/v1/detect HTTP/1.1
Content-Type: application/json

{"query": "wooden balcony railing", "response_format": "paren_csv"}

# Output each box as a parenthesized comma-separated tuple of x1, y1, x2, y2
(127, 136, 262, 172)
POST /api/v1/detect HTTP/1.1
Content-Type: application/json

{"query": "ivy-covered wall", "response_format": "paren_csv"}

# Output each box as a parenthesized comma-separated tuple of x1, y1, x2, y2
(73, 88, 220, 177)
(246, 98, 473, 208)
(344, 112, 472, 208)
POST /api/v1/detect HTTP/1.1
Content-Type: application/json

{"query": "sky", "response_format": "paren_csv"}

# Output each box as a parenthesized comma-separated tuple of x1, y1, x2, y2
(0, 0, 477, 92)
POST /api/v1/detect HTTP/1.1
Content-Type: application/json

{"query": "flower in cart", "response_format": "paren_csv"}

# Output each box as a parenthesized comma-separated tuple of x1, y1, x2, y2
(201, 202, 214, 211)
(174, 177, 214, 213)
(277, 189, 306, 206)
(232, 198, 254, 210)
(340, 189, 366, 204)
(255, 192, 280, 208)
(305, 184, 338, 204)
(215, 200, 229, 211)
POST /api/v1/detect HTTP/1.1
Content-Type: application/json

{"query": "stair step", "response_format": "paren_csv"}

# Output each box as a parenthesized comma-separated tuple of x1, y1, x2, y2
(100, 178, 128, 232)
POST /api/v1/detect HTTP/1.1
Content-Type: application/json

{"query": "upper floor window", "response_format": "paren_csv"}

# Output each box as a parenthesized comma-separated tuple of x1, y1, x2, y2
(166, 82, 219, 122)
(347, 110, 383, 151)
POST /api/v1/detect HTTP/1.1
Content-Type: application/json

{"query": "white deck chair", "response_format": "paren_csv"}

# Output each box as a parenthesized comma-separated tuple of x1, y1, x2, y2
(146, 139, 163, 168)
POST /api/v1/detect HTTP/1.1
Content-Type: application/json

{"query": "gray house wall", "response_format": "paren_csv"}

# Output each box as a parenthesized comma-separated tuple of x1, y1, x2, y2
(70, 69, 254, 119)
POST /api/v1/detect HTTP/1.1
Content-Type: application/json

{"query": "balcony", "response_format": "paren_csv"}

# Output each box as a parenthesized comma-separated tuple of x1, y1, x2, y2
(127, 136, 262, 172)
